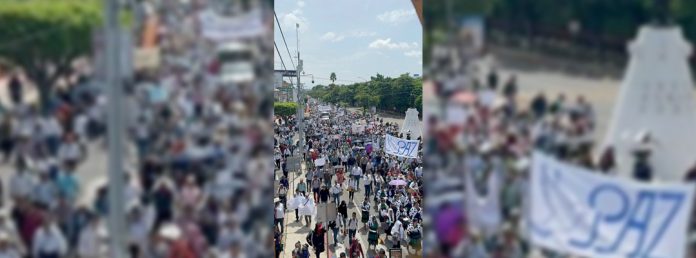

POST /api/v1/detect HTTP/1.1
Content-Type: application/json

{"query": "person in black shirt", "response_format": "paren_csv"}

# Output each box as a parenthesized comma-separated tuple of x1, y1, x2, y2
(488, 68, 499, 90)
(319, 185, 330, 203)
(530, 92, 547, 119)
(310, 223, 326, 258)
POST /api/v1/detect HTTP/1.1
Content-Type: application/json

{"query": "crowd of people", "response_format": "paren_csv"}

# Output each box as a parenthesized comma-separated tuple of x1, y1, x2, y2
(274, 102, 423, 258)
(0, 0, 274, 257)
(424, 61, 602, 257)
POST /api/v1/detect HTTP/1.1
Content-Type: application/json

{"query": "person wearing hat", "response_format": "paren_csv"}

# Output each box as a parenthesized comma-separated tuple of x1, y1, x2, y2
(633, 131, 654, 182)
(157, 223, 195, 258)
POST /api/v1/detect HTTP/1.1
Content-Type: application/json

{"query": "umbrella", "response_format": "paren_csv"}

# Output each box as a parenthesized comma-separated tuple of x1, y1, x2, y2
(389, 179, 408, 186)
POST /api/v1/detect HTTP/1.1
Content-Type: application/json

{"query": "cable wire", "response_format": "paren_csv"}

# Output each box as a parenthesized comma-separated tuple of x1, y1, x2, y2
(273, 11, 296, 70)
(274, 40, 287, 70)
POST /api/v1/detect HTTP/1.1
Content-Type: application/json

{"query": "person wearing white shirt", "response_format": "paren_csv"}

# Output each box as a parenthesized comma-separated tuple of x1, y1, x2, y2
(57, 136, 83, 165)
(274, 201, 285, 233)
(347, 212, 359, 244)
(73, 114, 89, 144)
(414, 166, 423, 178)
(363, 174, 373, 198)
(390, 219, 405, 248)
(40, 115, 63, 156)
(77, 217, 107, 258)
(9, 162, 35, 201)
(33, 173, 58, 209)
(0, 231, 21, 258)
(32, 220, 67, 258)
(330, 182, 342, 204)
(0, 214, 24, 257)
(351, 165, 363, 188)
(127, 203, 155, 256)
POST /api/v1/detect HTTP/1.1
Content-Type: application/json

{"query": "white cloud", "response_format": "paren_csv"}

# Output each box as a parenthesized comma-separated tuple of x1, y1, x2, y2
(350, 31, 376, 38)
(404, 50, 422, 57)
(368, 38, 418, 50)
(282, 2, 309, 32)
(377, 9, 415, 25)
(320, 32, 345, 42)
(319, 31, 376, 43)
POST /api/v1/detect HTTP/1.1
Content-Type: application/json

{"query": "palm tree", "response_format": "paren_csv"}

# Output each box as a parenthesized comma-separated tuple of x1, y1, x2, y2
(329, 72, 337, 85)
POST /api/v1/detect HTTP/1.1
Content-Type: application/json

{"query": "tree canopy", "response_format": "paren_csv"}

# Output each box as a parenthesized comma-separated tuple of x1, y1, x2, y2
(307, 73, 422, 114)
(329, 72, 336, 85)
(274, 102, 298, 117)
(0, 0, 103, 111)
(425, 0, 696, 63)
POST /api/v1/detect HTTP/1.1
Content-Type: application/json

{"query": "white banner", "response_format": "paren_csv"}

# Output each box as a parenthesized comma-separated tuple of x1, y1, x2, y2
(318, 105, 332, 112)
(314, 157, 326, 167)
(351, 124, 365, 134)
(384, 135, 419, 158)
(198, 9, 265, 41)
(529, 152, 695, 258)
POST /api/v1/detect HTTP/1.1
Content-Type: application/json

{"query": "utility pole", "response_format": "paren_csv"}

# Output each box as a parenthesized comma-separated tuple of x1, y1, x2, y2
(103, 0, 127, 257)
(296, 23, 304, 161)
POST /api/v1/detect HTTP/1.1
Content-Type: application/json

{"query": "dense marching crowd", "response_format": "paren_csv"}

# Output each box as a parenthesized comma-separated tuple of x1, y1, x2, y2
(274, 103, 423, 258)
(0, 1, 274, 258)
(425, 61, 602, 257)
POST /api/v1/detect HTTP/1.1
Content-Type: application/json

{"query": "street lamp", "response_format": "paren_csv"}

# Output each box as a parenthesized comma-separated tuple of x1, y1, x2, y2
(301, 72, 315, 84)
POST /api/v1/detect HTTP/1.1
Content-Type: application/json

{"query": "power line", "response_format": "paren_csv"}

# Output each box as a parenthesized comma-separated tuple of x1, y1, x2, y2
(274, 40, 287, 70)
(273, 11, 296, 70)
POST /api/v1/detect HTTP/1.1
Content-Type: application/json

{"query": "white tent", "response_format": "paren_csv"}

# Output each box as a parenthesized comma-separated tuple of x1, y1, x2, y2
(603, 25, 696, 181)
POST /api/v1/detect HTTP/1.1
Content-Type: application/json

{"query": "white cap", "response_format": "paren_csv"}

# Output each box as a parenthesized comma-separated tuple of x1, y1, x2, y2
(159, 223, 182, 240)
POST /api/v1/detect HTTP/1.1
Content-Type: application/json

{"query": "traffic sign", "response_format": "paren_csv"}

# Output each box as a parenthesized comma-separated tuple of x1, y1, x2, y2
(275, 69, 298, 77)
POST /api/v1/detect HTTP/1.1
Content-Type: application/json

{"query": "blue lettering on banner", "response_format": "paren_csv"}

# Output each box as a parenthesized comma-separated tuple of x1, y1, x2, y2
(533, 164, 687, 257)
(595, 190, 654, 255)
(569, 184, 629, 249)
(386, 135, 418, 157)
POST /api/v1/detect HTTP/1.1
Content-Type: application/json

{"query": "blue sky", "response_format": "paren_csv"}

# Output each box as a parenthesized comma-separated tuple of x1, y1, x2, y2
(274, 0, 422, 88)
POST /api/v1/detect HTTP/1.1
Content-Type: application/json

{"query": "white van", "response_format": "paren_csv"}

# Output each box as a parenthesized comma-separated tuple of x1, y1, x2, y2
(216, 41, 256, 84)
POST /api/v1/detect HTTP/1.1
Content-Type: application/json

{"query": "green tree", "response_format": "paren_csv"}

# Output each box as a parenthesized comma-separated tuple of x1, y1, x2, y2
(329, 72, 337, 85)
(0, 0, 103, 112)
(274, 102, 298, 117)
(306, 73, 422, 114)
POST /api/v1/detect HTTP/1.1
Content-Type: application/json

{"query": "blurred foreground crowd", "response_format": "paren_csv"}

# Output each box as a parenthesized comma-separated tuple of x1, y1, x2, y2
(0, 0, 274, 258)
(425, 39, 600, 257)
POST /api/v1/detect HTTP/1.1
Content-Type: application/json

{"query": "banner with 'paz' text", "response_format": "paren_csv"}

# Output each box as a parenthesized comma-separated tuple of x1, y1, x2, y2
(529, 152, 695, 258)
(385, 134, 419, 158)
